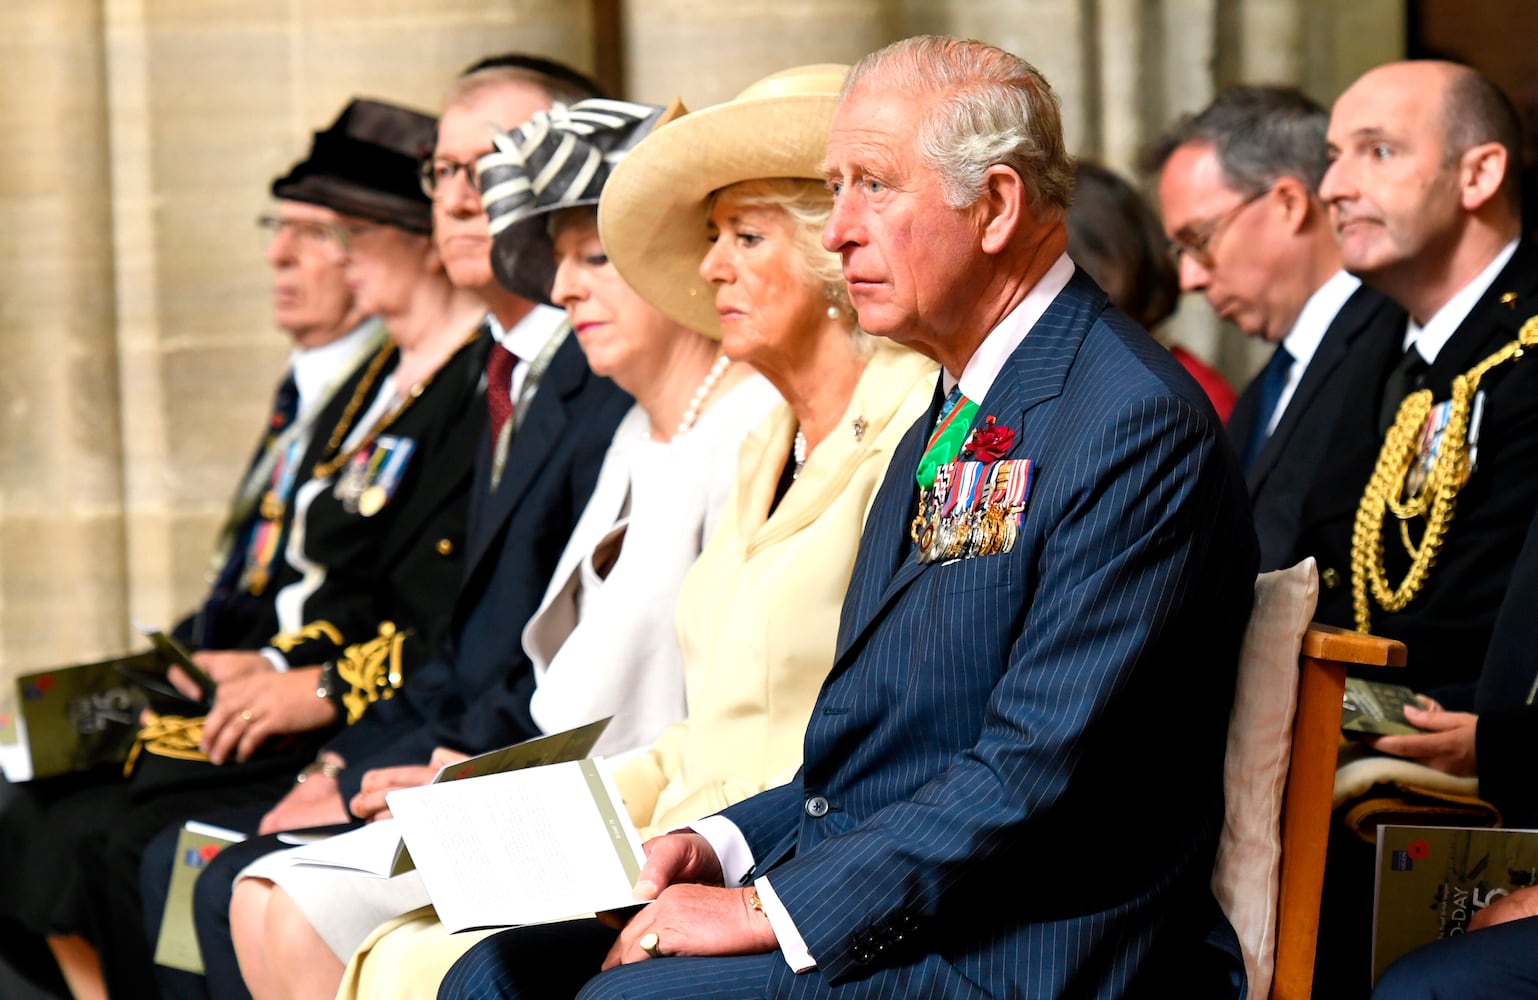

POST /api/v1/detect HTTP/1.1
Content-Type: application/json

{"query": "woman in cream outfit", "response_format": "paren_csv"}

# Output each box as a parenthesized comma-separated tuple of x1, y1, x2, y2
(226, 98, 780, 1000)
(329, 63, 936, 1000)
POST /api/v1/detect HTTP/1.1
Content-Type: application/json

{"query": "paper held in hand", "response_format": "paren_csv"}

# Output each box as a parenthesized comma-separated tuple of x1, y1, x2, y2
(285, 717, 612, 878)
(387, 758, 647, 933)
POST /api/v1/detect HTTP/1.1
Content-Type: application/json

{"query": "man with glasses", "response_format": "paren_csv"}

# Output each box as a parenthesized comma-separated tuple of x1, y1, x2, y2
(1146, 85, 1403, 571)
(179, 201, 384, 659)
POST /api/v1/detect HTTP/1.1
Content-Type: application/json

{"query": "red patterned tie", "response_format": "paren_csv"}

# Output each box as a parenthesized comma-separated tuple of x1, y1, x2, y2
(485, 344, 517, 449)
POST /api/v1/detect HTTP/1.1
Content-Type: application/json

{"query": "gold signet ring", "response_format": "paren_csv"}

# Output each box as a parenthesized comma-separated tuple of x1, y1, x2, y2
(639, 932, 663, 959)
(240, 710, 254, 722)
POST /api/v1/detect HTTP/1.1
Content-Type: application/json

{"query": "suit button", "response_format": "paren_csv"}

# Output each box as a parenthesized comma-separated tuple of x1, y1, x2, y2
(436, 538, 455, 557)
(853, 947, 872, 963)
(805, 795, 830, 817)
(1321, 567, 1341, 589)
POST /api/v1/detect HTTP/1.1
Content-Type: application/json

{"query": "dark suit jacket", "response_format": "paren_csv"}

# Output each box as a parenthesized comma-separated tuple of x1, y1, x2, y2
(177, 346, 383, 653)
(1473, 503, 1538, 826)
(1227, 285, 1404, 571)
(258, 330, 489, 667)
(1297, 238, 1538, 698)
(720, 272, 1258, 997)
(324, 330, 630, 799)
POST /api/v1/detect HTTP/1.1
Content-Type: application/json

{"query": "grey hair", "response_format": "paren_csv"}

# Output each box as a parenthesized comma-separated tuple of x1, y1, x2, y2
(1141, 85, 1330, 195)
(710, 178, 874, 359)
(843, 36, 1074, 220)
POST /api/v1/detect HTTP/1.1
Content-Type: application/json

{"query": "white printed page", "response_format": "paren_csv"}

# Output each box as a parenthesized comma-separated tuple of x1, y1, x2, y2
(286, 818, 407, 877)
(387, 759, 646, 932)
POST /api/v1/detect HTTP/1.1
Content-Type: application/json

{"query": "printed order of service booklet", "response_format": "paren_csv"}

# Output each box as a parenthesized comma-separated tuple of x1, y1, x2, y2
(1372, 824, 1538, 984)
(388, 756, 647, 933)
(153, 821, 248, 974)
(286, 717, 611, 879)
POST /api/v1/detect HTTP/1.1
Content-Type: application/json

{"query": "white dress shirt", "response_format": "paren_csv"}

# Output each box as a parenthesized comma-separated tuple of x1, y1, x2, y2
(1402, 237, 1519, 365)
(1268, 270, 1361, 434)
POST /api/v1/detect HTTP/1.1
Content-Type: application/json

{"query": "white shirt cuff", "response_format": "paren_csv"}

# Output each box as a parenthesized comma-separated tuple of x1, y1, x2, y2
(757, 876, 816, 972)
(689, 814, 755, 886)
(259, 647, 290, 673)
(686, 816, 816, 973)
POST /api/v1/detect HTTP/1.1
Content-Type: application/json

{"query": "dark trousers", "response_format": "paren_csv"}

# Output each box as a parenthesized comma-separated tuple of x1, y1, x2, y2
(1373, 914, 1538, 999)
(140, 808, 280, 1000)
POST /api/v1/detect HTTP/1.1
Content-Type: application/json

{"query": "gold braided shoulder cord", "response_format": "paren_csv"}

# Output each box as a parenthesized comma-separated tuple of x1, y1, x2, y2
(335, 622, 409, 725)
(269, 620, 346, 654)
(1351, 314, 1538, 632)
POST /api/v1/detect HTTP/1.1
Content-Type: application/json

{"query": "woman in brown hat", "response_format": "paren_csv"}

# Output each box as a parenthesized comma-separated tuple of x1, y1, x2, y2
(189, 97, 491, 767)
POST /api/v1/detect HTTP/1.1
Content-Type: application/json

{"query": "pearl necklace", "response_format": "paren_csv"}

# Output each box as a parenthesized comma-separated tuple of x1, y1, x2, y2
(792, 430, 808, 480)
(673, 353, 733, 440)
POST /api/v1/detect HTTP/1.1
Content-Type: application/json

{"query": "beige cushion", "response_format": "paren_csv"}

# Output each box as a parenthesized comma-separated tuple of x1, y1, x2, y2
(1211, 558, 1319, 1000)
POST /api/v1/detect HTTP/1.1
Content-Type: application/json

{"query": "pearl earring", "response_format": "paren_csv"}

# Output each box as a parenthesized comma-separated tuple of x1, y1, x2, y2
(826, 304, 840, 321)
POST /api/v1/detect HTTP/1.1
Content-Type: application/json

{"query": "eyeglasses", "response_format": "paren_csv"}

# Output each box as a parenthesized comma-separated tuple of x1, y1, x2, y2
(258, 213, 380, 256)
(419, 156, 480, 197)
(258, 213, 348, 258)
(1167, 186, 1273, 269)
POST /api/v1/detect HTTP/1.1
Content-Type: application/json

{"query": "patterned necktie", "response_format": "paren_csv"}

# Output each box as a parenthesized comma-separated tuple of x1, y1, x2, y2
(916, 386, 978, 489)
(207, 370, 302, 604)
(267, 372, 300, 443)
(485, 343, 518, 449)
(1241, 344, 1294, 471)
(1377, 345, 1431, 434)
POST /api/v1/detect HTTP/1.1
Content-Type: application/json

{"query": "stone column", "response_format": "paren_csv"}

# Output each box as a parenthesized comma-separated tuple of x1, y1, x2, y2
(0, 1, 130, 681)
(623, 0, 891, 107)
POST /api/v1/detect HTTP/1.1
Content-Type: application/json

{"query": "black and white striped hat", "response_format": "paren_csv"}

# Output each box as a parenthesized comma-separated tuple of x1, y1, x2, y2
(479, 97, 684, 304)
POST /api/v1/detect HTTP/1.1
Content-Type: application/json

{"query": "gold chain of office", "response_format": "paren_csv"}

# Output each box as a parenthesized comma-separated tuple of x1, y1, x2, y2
(312, 325, 482, 480)
(1350, 314, 1538, 633)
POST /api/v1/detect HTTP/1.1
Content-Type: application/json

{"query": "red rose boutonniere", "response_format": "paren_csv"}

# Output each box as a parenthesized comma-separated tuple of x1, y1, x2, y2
(964, 416, 1014, 462)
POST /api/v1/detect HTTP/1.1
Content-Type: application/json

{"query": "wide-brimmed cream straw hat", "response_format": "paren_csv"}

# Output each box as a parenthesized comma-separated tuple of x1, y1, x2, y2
(478, 98, 685, 304)
(598, 64, 849, 337)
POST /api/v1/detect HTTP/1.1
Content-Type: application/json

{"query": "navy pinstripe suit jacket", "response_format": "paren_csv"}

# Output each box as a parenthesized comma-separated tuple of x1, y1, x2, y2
(721, 271, 1259, 997)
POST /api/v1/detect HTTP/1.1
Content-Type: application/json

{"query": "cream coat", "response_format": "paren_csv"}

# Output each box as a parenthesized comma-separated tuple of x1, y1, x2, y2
(613, 343, 938, 836)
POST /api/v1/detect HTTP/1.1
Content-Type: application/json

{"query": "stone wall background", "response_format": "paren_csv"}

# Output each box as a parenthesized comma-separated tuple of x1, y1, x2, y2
(0, 0, 1403, 693)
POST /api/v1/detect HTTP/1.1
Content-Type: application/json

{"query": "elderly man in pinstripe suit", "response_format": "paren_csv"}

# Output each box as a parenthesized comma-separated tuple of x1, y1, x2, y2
(442, 35, 1258, 1000)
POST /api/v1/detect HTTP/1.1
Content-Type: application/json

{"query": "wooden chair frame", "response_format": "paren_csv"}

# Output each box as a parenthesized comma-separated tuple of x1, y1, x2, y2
(1271, 623, 1406, 1000)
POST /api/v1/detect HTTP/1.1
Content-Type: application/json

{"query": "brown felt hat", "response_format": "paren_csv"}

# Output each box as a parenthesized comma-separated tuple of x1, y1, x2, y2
(272, 98, 437, 234)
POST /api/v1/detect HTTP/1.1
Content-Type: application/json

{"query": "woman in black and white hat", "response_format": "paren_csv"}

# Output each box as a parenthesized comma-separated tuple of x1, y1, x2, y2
(431, 64, 936, 1000)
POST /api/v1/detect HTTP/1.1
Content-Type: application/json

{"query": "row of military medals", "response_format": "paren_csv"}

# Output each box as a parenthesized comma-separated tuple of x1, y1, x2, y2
(911, 458, 1029, 563)
(244, 437, 307, 594)
(334, 436, 413, 517)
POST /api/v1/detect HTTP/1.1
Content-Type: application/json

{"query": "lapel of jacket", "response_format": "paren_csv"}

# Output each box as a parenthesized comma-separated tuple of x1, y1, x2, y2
(832, 270, 1099, 662)
(1425, 238, 1538, 387)
(373, 329, 491, 568)
(1247, 285, 1388, 490)
(832, 383, 939, 655)
(463, 332, 588, 577)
